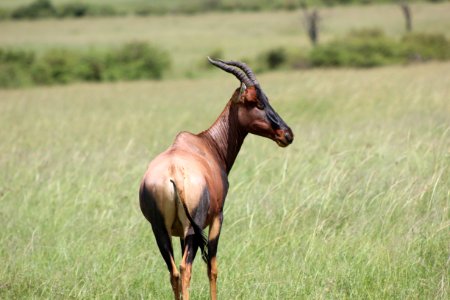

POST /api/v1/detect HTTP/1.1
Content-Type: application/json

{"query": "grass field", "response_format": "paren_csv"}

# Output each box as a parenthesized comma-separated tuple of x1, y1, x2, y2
(1, 2, 449, 299)
(1, 61, 449, 298)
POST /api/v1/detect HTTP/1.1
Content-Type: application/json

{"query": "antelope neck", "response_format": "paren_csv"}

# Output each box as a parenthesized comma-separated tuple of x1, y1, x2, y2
(200, 101, 247, 174)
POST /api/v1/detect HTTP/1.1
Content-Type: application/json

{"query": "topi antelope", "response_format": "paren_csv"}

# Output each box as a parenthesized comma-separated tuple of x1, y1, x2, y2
(139, 57, 293, 299)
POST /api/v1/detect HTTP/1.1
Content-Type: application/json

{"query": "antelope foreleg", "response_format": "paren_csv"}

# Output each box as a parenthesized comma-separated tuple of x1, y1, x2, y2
(207, 215, 223, 300)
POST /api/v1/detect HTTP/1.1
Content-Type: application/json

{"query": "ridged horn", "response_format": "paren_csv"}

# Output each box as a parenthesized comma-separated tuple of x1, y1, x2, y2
(208, 57, 254, 87)
(216, 59, 259, 86)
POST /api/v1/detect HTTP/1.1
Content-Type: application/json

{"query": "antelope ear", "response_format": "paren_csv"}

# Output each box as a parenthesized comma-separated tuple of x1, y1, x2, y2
(241, 85, 258, 104)
(240, 82, 246, 95)
(232, 83, 246, 103)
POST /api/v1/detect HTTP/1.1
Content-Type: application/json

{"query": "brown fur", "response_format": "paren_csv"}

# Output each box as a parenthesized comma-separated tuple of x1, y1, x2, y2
(140, 86, 293, 300)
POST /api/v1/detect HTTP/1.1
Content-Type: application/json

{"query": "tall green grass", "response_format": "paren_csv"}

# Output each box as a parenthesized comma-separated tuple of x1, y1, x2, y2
(0, 62, 448, 298)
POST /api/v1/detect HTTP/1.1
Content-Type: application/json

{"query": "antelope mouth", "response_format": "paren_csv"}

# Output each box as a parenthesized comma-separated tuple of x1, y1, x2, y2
(275, 130, 293, 147)
(276, 139, 289, 147)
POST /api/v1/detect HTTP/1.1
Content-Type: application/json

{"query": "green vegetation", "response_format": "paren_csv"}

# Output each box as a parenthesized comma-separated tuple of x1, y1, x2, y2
(1, 3, 448, 74)
(0, 42, 170, 88)
(306, 30, 450, 68)
(402, 32, 450, 61)
(0, 2, 449, 298)
(10, 0, 121, 19)
(11, 0, 56, 19)
(2, 30, 448, 87)
(1, 61, 448, 299)
(1, 0, 447, 19)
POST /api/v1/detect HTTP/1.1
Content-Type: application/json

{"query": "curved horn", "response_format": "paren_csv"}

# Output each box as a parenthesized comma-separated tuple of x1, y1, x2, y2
(208, 57, 254, 87)
(217, 59, 259, 86)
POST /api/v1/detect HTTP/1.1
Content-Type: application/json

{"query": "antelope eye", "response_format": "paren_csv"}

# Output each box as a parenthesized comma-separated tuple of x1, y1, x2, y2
(246, 101, 264, 110)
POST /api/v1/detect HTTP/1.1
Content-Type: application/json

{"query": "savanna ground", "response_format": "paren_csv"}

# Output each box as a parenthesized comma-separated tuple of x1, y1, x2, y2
(1, 2, 449, 299)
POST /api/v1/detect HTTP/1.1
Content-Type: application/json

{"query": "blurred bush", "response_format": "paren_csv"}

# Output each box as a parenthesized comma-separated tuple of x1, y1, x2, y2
(103, 42, 171, 81)
(11, 0, 56, 19)
(266, 48, 288, 69)
(401, 33, 450, 61)
(135, 6, 157, 17)
(0, 49, 36, 87)
(308, 30, 450, 68)
(255, 30, 450, 70)
(0, 8, 10, 20)
(80, 5, 121, 17)
(36, 49, 80, 84)
(0, 42, 171, 88)
(10, 0, 121, 19)
(4, 0, 447, 20)
(310, 29, 402, 67)
(257, 48, 289, 71)
(58, 3, 89, 18)
(1, 30, 448, 88)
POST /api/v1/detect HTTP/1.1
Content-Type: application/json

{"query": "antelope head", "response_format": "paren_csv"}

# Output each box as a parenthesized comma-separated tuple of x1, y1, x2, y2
(208, 57, 294, 147)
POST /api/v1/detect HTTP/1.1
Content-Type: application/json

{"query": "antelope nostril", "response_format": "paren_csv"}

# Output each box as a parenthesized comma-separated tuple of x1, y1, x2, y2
(284, 132, 293, 143)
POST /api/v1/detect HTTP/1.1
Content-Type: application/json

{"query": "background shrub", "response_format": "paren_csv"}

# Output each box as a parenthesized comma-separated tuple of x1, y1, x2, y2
(0, 49, 35, 66)
(38, 49, 81, 84)
(78, 54, 104, 81)
(309, 29, 402, 67)
(102, 42, 171, 81)
(0, 8, 9, 20)
(0, 42, 171, 88)
(11, 0, 56, 19)
(257, 47, 289, 71)
(401, 33, 450, 61)
(58, 3, 89, 18)
(308, 30, 450, 68)
(9, 0, 120, 19)
(84, 5, 121, 17)
(3, 0, 447, 20)
(58, 3, 120, 18)
(265, 48, 288, 69)
(0, 49, 36, 87)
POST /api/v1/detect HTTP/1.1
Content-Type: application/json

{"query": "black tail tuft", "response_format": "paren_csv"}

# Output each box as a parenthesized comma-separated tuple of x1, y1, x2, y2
(182, 203, 209, 263)
(170, 180, 209, 263)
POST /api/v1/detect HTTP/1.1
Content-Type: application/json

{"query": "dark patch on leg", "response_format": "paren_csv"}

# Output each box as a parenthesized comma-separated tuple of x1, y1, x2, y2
(139, 183, 175, 272)
(180, 238, 185, 255)
(190, 188, 210, 227)
(208, 237, 220, 265)
(172, 181, 210, 263)
(220, 169, 229, 207)
(188, 187, 211, 262)
(183, 234, 199, 264)
(208, 213, 223, 263)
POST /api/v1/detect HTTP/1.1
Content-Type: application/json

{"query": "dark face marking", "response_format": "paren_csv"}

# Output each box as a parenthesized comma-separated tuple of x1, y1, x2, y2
(240, 86, 294, 147)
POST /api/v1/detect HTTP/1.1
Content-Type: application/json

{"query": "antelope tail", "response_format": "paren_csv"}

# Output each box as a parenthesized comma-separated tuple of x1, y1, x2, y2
(170, 179, 209, 263)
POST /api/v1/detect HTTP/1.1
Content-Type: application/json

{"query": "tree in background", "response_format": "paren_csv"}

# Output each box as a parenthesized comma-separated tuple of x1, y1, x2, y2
(206, 0, 221, 10)
(301, 3, 320, 46)
(400, 1, 412, 32)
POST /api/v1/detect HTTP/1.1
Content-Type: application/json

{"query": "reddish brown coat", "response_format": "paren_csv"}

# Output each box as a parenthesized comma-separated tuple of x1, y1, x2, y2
(140, 62, 293, 300)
